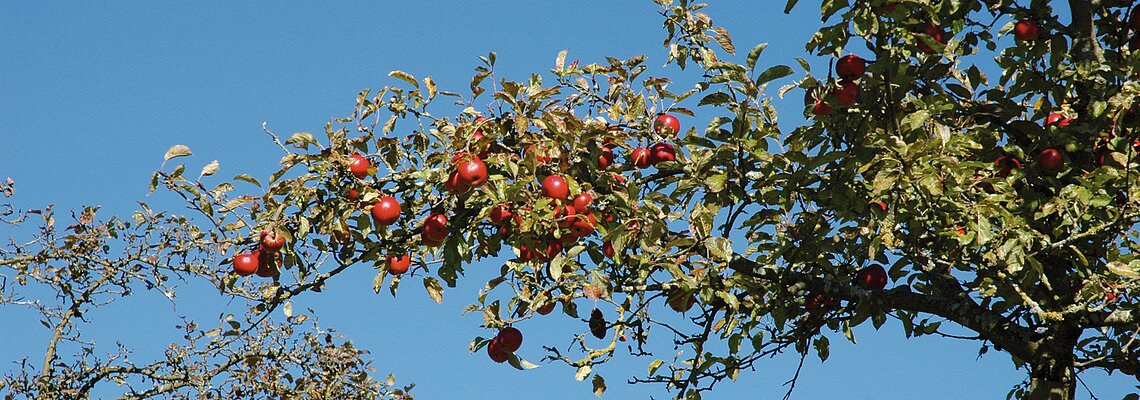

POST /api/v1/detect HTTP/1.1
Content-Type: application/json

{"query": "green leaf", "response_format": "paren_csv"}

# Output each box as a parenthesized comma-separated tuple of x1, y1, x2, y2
(814, 335, 830, 361)
(704, 237, 733, 261)
(648, 359, 665, 375)
(755, 65, 793, 85)
(388, 70, 418, 87)
(555, 49, 568, 71)
(164, 144, 192, 161)
(424, 276, 444, 304)
(1106, 261, 1139, 277)
(233, 174, 262, 188)
(285, 132, 319, 148)
(698, 92, 733, 106)
(746, 43, 768, 71)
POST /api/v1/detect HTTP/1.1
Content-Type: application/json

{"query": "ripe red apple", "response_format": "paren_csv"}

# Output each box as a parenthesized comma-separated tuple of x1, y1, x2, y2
(1038, 148, 1064, 174)
(994, 155, 1021, 177)
(542, 240, 563, 262)
(599, 146, 615, 168)
(555, 204, 577, 229)
(370, 196, 402, 226)
(1045, 113, 1072, 127)
(542, 175, 570, 199)
(233, 252, 260, 276)
(387, 254, 411, 275)
(1013, 20, 1040, 41)
(487, 343, 509, 363)
(573, 193, 593, 212)
(526, 144, 553, 164)
(630, 147, 652, 168)
(569, 213, 597, 237)
(444, 170, 471, 194)
(471, 116, 489, 141)
(349, 154, 370, 179)
(602, 241, 615, 258)
(536, 302, 556, 315)
(804, 293, 832, 311)
(260, 230, 285, 253)
(456, 156, 488, 187)
(834, 80, 859, 106)
(649, 142, 677, 164)
(518, 244, 535, 262)
(668, 292, 696, 313)
(255, 251, 279, 278)
(489, 204, 513, 225)
(835, 55, 867, 79)
(812, 99, 833, 116)
(346, 188, 360, 201)
(422, 213, 448, 243)
(654, 113, 681, 136)
(494, 327, 523, 352)
(856, 264, 888, 290)
(917, 22, 946, 54)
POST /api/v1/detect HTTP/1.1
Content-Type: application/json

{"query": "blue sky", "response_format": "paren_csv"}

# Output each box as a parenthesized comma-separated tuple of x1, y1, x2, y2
(1, 1, 1133, 399)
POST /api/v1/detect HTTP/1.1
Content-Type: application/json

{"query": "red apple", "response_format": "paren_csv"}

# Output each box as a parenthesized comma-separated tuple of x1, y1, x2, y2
(917, 22, 946, 54)
(494, 327, 523, 352)
(489, 204, 513, 225)
(471, 116, 489, 141)
(654, 113, 681, 136)
(422, 213, 448, 243)
(260, 230, 285, 253)
(542, 175, 570, 199)
(602, 241, 615, 258)
(444, 170, 471, 194)
(1045, 113, 1072, 127)
(995, 155, 1021, 177)
(349, 154, 370, 179)
(573, 193, 594, 212)
(870, 200, 888, 213)
(630, 147, 652, 168)
(812, 99, 833, 116)
(834, 80, 859, 106)
(346, 188, 360, 201)
(1013, 20, 1040, 41)
(599, 146, 615, 168)
(649, 142, 677, 164)
(370, 196, 401, 226)
(255, 251, 279, 278)
(856, 264, 888, 290)
(536, 302, 556, 315)
(569, 213, 598, 237)
(526, 144, 553, 164)
(487, 343, 509, 363)
(836, 55, 867, 79)
(233, 252, 260, 276)
(1131, 8, 1140, 31)
(668, 292, 696, 313)
(1038, 148, 1064, 174)
(456, 156, 488, 187)
(387, 254, 411, 275)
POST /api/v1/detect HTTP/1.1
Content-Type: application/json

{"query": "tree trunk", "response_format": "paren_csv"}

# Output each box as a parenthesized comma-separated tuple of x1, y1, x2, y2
(1025, 368, 1074, 400)
(1025, 325, 1079, 400)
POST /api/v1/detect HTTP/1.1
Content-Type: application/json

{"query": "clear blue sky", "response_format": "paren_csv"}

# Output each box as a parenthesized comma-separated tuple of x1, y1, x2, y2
(1, 2, 1132, 399)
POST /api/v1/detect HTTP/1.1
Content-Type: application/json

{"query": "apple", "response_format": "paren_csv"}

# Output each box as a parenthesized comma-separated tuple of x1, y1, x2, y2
(599, 146, 615, 168)
(542, 240, 563, 262)
(835, 55, 867, 79)
(542, 175, 570, 199)
(804, 293, 832, 311)
(602, 241, 615, 258)
(1013, 20, 1040, 41)
(654, 113, 681, 136)
(870, 200, 888, 213)
(555, 204, 577, 229)
(856, 264, 888, 290)
(487, 343, 509, 363)
(1131, 8, 1140, 30)
(456, 156, 488, 187)
(260, 230, 285, 253)
(834, 80, 859, 106)
(569, 213, 598, 237)
(1038, 148, 1064, 173)
(649, 142, 677, 164)
(387, 254, 411, 275)
(422, 213, 448, 245)
(471, 116, 489, 141)
(1045, 113, 1072, 127)
(537, 302, 556, 315)
(994, 155, 1021, 177)
(518, 244, 535, 262)
(812, 99, 833, 116)
(494, 327, 523, 352)
(667, 291, 696, 313)
(233, 252, 260, 276)
(916, 22, 946, 54)
(630, 147, 652, 168)
(573, 193, 593, 212)
(489, 204, 513, 225)
(526, 144, 553, 164)
(1130, 33, 1140, 50)
(349, 154, 370, 179)
(255, 251, 279, 278)
(444, 170, 472, 194)
(370, 196, 402, 226)
(346, 188, 360, 201)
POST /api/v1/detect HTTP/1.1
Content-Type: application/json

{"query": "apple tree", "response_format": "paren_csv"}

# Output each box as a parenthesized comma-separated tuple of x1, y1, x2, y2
(5, 0, 1140, 399)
